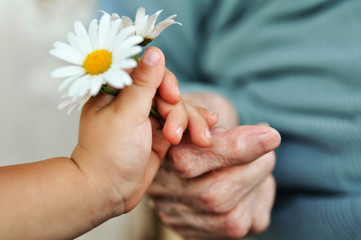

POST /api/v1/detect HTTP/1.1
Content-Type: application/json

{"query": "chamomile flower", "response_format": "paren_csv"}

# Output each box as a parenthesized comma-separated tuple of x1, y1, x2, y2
(50, 11, 143, 100)
(119, 7, 182, 46)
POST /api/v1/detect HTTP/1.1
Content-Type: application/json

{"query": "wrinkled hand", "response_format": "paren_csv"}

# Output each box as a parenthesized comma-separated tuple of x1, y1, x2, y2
(147, 93, 281, 239)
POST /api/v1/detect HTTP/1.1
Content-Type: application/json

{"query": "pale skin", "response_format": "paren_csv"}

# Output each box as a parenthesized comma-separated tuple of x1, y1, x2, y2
(0, 47, 216, 240)
(147, 94, 281, 238)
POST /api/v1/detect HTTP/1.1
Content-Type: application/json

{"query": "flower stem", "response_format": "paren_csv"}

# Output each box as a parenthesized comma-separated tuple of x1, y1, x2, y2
(100, 85, 118, 95)
(134, 54, 139, 63)
(150, 108, 165, 122)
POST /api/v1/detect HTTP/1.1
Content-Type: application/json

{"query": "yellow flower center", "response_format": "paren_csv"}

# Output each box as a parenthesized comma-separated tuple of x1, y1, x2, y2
(83, 50, 112, 75)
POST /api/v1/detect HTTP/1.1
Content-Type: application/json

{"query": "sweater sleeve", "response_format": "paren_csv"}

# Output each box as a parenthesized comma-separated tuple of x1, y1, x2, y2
(200, 1, 361, 239)
(102, 0, 361, 239)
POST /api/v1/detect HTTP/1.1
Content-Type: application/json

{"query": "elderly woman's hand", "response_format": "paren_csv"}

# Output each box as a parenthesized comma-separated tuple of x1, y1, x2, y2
(147, 93, 281, 239)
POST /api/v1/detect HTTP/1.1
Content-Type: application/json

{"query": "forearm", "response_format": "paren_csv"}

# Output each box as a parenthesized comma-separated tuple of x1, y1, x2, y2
(0, 157, 112, 240)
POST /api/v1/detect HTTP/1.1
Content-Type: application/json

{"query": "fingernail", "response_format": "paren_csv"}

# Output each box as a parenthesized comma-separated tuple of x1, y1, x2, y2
(174, 84, 180, 98)
(142, 49, 161, 66)
(257, 129, 281, 150)
(205, 127, 212, 140)
(176, 126, 184, 139)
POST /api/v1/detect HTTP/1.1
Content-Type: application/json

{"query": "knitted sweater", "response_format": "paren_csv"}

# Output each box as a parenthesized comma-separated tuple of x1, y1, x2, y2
(101, 0, 361, 239)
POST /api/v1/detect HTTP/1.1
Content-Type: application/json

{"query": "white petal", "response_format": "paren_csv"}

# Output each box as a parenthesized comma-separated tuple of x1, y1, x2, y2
(99, 10, 110, 18)
(88, 18, 99, 49)
(108, 26, 136, 51)
(51, 66, 85, 78)
(66, 102, 80, 115)
(111, 59, 138, 70)
(111, 13, 121, 21)
(135, 7, 146, 24)
(66, 103, 79, 115)
(104, 69, 131, 89)
(74, 21, 92, 53)
(165, 14, 178, 21)
(106, 18, 122, 46)
(113, 45, 142, 61)
(135, 7, 147, 35)
(68, 75, 90, 98)
(149, 20, 181, 39)
(58, 74, 83, 92)
(58, 94, 91, 115)
(75, 100, 87, 112)
(113, 36, 143, 57)
(98, 13, 111, 48)
(52, 41, 84, 60)
(90, 76, 104, 96)
(120, 16, 134, 29)
(68, 32, 88, 55)
(79, 79, 95, 97)
(145, 10, 163, 35)
(58, 97, 75, 110)
(49, 48, 84, 65)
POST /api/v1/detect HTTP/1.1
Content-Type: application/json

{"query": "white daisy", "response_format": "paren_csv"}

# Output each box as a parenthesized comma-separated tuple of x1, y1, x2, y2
(119, 7, 182, 46)
(50, 11, 143, 100)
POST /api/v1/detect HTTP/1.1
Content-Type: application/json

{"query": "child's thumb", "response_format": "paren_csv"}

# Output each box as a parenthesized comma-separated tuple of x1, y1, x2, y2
(113, 47, 165, 118)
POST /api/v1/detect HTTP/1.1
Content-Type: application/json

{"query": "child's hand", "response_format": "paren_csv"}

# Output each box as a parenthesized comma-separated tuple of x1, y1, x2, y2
(71, 47, 171, 216)
(71, 47, 218, 219)
(0, 47, 218, 239)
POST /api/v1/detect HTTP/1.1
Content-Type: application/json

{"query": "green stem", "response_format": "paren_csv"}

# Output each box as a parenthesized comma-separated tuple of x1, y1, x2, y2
(150, 108, 165, 122)
(100, 85, 118, 95)
(134, 54, 139, 63)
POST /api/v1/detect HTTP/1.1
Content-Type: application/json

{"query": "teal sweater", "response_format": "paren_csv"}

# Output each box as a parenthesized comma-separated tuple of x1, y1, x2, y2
(100, 0, 361, 239)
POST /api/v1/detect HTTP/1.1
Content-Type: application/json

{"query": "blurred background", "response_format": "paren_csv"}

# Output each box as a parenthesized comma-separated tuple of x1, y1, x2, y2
(0, 0, 168, 239)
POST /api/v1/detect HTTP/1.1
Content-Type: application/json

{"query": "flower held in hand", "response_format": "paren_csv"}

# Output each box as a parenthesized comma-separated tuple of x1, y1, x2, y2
(50, 12, 143, 113)
(50, 8, 181, 114)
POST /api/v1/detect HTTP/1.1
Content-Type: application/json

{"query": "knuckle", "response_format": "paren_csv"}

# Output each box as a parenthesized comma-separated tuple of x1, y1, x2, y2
(131, 69, 147, 83)
(197, 181, 235, 213)
(227, 137, 247, 165)
(222, 212, 252, 238)
(168, 147, 200, 178)
(199, 191, 226, 213)
(252, 214, 271, 234)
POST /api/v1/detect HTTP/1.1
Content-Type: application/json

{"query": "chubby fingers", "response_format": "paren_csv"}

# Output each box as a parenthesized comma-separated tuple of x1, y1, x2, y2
(155, 97, 218, 146)
(166, 125, 281, 178)
(158, 68, 181, 105)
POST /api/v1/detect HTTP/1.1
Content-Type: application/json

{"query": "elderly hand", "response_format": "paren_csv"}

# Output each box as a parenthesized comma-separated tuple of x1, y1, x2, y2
(147, 93, 281, 239)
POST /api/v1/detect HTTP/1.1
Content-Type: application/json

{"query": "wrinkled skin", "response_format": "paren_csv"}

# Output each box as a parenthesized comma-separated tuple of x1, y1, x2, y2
(148, 93, 281, 239)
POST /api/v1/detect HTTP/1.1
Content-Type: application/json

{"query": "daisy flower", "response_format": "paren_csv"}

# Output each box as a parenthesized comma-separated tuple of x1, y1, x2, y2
(50, 11, 143, 101)
(118, 7, 182, 46)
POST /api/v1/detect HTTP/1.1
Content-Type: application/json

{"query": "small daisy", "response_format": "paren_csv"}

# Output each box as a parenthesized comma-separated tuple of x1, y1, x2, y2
(119, 7, 182, 46)
(50, 11, 143, 100)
